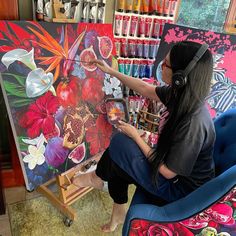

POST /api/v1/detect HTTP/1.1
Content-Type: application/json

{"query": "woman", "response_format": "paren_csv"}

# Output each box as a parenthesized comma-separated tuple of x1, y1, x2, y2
(72, 41, 216, 232)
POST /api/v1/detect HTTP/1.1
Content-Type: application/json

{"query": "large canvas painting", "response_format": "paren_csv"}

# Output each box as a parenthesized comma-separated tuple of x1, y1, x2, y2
(0, 21, 121, 191)
(154, 23, 236, 118)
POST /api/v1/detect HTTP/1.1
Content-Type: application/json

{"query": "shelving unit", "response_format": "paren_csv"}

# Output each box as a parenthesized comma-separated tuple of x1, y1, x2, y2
(32, 0, 116, 24)
(113, 0, 181, 126)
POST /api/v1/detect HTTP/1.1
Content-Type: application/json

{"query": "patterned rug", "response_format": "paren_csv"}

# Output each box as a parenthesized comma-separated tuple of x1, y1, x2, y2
(8, 187, 135, 236)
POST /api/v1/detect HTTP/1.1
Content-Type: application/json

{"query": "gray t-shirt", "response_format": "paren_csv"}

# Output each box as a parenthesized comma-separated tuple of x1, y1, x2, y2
(156, 86, 216, 191)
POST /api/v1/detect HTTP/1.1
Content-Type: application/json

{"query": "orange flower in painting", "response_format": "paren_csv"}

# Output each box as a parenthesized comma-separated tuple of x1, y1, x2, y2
(85, 115, 112, 155)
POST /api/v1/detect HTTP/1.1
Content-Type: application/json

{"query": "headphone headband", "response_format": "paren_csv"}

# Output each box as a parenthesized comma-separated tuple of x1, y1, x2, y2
(183, 43, 209, 78)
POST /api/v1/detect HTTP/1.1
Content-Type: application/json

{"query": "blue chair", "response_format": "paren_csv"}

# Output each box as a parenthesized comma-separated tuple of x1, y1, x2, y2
(123, 108, 236, 236)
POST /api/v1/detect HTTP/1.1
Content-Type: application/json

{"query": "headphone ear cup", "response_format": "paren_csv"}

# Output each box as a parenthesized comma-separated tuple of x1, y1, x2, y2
(172, 70, 187, 87)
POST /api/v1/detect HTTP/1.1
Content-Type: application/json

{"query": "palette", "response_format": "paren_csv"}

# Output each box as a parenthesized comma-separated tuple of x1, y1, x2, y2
(105, 98, 129, 125)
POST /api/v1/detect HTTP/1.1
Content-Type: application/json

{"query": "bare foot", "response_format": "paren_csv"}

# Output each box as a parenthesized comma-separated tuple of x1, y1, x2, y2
(72, 171, 104, 190)
(101, 203, 126, 233)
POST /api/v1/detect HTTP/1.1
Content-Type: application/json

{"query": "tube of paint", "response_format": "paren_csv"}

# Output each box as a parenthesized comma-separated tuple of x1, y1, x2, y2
(117, 0, 125, 12)
(159, 19, 166, 38)
(143, 40, 149, 59)
(122, 15, 131, 36)
(157, 0, 164, 15)
(163, 0, 170, 16)
(132, 0, 141, 13)
(136, 39, 143, 58)
(142, 0, 150, 14)
(125, 0, 133, 13)
(145, 60, 154, 78)
(169, 0, 177, 17)
(149, 40, 159, 59)
(139, 60, 146, 78)
(89, 2, 97, 23)
(151, 0, 158, 15)
(132, 59, 140, 78)
(124, 59, 132, 76)
(118, 58, 125, 74)
(74, 0, 83, 22)
(128, 39, 136, 58)
(114, 38, 121, 57)
(152, 18, 160, 38)
(145, 17, 153, 37)
(121, 38, 128, 57)
(130, 15, 139, 36)
(97, 2, 105, 23)
(138, 16, 145, 37)
(114, 14, 123, 36)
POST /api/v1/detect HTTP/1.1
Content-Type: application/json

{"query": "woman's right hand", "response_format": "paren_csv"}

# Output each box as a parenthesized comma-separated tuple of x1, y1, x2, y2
(91, 59, 113, 74)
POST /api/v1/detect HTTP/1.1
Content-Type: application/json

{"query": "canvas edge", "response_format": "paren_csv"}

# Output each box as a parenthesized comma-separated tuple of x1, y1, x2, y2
(0, 73, 30, 190)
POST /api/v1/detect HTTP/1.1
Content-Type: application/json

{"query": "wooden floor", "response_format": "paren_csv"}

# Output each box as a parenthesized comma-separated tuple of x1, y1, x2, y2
(0, 186, 41, 236)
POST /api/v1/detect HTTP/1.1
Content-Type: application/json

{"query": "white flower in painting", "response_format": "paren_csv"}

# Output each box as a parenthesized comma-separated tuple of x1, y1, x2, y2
(1, 48, 55, 98)
(103, 73, 122, 98)
(1, 48, 37, 70)
(25, 68, 54, 98)
(23, 145, 46, 170)
(22, 133, 47, 147)
(113, 87, 123, 98)
(110, 76, 120, 88)
(103, 79, 113, 95)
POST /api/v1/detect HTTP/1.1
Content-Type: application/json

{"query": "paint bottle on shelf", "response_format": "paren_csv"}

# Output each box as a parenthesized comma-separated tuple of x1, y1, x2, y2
(122, 15, 131, 36)
(117, 0, 125, 12)
(163, 0, 170, 17)
(145, 17, 153, 37)
(142, 0, 150, 15)
(74, 0, 84, 22)
(130, 15, 139, 36)
(132, 0, 141, 13)
(128, 39, 137, 57)
(125, 0, 133, 13)
(97, 2, 105, 23)
(169, 0, 177, 17)
(143, 40, 150, 59)
(114, 38, 121, 57)
(151, 0, 158, 15)
(136, 39, 144, 58)
(121, 38, 128, 57)
(114, 14, 123, 36)
(157, 0, 164, 15)
(152, 18, 160, 38)
(138, 16, 146, 37)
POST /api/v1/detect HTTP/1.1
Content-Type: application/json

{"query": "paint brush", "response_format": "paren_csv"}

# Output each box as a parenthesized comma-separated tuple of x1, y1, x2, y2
(65, 59, 96, 64)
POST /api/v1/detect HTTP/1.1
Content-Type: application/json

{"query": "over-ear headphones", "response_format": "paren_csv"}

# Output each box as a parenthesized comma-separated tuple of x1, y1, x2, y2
(172, 43, 209, 88)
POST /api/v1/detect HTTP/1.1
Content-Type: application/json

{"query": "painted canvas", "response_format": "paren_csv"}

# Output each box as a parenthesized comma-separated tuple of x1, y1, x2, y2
(0, 21, 121, 191)
(154, 23, 236, 118)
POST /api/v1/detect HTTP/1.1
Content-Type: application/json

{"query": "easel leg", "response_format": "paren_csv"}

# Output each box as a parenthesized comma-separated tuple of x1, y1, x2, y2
(37, 178, 77, 222)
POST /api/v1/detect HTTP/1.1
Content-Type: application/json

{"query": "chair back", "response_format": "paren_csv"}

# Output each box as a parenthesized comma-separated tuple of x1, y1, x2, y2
(213, 109, 236, 176)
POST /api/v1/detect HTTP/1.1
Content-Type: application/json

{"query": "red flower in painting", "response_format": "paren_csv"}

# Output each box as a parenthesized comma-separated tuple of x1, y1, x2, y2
(19, 92, 60, 138)
(85, 115, 112, 155)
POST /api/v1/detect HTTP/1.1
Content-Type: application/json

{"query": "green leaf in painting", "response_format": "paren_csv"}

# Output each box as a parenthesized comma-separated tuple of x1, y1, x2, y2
(2, 73, 26, 86)
(3, 80, 27, 98)
(18, 136, 29, 151)
(10, 97, 33, 108)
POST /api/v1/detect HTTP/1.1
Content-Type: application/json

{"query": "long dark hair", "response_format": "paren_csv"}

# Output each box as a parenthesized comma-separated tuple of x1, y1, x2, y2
(149, 41, 213, 184)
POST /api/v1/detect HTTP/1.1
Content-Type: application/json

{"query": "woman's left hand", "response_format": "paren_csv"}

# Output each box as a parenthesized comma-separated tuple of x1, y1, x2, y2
(116, 120, 140, 141)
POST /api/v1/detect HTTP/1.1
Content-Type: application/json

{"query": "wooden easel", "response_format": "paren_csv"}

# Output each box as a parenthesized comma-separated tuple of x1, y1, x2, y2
(37, 153, 102, 226)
